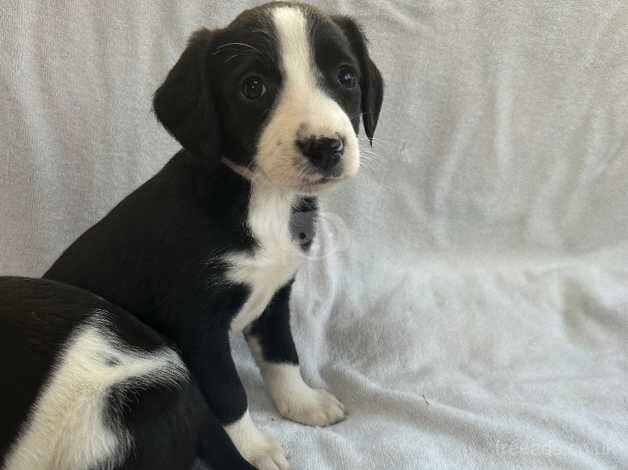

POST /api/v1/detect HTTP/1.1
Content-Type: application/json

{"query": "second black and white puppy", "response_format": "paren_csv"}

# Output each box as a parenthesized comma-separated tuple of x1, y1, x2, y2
(45, 2, 383, 468)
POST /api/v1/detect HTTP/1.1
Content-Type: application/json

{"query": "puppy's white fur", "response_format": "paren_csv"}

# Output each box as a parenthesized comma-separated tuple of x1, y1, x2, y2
(227, 174, 302, 333)
(224, 410, 289, 470)
(3, 314, 187, 470)
(256, 6, 360, 191)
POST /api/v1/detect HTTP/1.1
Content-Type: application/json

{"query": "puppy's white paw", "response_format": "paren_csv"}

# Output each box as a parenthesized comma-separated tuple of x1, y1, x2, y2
(274, 386, 346, 427)
(255, 362, 347, 427)
(246, 434, 289, 470)
(225, 411, 289, 470)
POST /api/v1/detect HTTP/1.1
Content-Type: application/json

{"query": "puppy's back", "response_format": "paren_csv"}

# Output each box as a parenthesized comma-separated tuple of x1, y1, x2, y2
(0, 277, 203, 470)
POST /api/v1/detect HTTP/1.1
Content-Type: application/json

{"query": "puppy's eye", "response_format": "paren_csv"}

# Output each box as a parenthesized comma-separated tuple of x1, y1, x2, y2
(337, 67, 357, 88)
(241, 76, 267, 100)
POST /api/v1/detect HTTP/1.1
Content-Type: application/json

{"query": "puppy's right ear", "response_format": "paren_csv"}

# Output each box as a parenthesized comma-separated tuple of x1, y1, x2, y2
(332, 16, 384, 146)
(154, 29, 220, 161)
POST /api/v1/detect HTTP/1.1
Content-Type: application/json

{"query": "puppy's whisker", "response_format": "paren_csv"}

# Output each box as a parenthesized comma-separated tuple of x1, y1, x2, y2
(359, 158, 380, 170)
(364, 136, 396, 146)
(356, 161, 378, 176)
(360, 152, 383, 167)
(360, 155, 381, 164)
(213, 42, 264, 55)
(250, 29, 275, 41)
(359, 153, 385, 171)
(360, 157, 379, 166)
(224, 54, 244, 64)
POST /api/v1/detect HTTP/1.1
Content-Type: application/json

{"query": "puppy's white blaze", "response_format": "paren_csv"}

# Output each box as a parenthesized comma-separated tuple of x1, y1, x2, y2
(227, 176, 301, 332)
(273, 7, 314, 89)
(4, 315, 187, 470)
(256, 6, 360, 189)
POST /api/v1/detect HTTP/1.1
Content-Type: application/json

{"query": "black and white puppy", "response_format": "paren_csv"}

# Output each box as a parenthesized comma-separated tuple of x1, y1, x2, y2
(0, 276, 253, 470)
(36, 2, 382, 469)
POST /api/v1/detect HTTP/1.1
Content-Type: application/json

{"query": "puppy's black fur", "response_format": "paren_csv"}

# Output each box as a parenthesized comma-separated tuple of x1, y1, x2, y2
(5, 3, 384, 468)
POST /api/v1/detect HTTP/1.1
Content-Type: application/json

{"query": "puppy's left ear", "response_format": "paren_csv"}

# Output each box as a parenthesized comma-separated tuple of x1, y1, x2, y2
(154, 28, 221, 162)
(333, 16, 384, 145)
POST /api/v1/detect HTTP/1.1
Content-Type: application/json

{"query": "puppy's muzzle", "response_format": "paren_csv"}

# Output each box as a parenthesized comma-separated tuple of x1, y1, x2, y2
(297, 134, 345, 174)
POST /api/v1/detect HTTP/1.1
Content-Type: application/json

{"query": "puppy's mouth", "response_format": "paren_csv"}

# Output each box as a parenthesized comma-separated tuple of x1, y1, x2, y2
(223, 157, 349, 195)
(303, 175, 346, 186)
(291, 155, 354, 193)
(293, 175, 348, 194)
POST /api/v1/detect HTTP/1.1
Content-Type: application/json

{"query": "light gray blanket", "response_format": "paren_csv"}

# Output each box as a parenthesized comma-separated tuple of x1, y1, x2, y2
(1, 1, 627, 468)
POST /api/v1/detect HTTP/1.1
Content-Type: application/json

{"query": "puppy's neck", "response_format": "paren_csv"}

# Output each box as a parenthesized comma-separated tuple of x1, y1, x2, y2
(217, 158, 318, 248)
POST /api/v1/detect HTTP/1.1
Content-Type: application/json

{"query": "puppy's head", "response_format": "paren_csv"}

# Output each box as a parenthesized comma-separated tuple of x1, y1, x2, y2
(154, 2, 383, 194)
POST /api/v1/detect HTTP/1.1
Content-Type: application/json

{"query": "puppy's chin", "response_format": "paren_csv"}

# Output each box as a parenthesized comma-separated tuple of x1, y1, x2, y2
(258, 167, 354, 195)
(292, 178, 346, 195)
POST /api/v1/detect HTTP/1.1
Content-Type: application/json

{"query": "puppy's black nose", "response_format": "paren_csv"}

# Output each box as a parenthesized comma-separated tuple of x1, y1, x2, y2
(298, 135, 344, 172)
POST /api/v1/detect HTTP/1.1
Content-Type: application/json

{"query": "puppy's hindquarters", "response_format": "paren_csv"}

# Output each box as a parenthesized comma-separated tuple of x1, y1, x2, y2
(0, 277, 252, 470)
(107, 355, 254, 470)
(112, 363, 253, 470)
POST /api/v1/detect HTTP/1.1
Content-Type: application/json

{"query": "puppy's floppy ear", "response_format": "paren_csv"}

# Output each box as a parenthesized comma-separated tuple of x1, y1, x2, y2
(154, 28, 221, 161)
(333, 16, 384, 145)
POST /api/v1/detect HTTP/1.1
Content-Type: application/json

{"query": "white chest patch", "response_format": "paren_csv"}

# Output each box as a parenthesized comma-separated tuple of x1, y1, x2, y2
(226, 177, 302, 332)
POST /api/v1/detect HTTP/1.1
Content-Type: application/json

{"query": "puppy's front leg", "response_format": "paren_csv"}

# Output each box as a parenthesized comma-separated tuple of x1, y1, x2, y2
(245, 281, 346, 427)
(183, 327, 288, 470)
